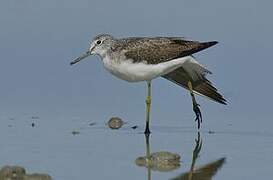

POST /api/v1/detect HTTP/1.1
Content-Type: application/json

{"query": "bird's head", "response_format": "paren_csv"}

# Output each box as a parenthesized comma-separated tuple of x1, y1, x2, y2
(70, 34, 114, 65)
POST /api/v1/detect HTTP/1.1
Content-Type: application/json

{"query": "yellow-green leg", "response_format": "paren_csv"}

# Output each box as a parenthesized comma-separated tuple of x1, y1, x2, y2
(145, 81, 152, 134)
(188, 81, 202, 129)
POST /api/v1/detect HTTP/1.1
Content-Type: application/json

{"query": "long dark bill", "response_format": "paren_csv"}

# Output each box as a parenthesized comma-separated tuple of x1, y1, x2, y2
(70, 51, 91, 65)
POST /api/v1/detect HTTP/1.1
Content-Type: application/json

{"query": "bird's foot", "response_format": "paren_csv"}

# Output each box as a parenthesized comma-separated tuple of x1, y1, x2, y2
(193, 101, 202, 129)
(144, 125, 151, 134)
(187, 81, 202, 129)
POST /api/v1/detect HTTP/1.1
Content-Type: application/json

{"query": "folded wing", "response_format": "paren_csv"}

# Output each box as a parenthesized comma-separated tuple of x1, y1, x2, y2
(163, 56, 226, 104)
(119, 37, 218, 64)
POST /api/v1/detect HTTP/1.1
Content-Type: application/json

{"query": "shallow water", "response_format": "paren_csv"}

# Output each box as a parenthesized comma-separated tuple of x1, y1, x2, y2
(0, 115, 272, 180)
(1, 0, 273, 179)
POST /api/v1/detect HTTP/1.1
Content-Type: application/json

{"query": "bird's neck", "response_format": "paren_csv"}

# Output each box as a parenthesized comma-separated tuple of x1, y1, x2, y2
(98, 46, 114, 59)
(102, 53, 121, 66)
(97, 50, 108, 60)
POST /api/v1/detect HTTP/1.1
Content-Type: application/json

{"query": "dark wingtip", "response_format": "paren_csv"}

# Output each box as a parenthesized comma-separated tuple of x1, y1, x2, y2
(203, 41, 219, 48)
(212, 93, 227, 105)
(218, 93, 228, 105)
(212, 41, 219, 45)
(219, 98, 227, 105)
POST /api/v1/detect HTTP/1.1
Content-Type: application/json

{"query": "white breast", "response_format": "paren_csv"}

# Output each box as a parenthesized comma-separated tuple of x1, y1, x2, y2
(102, 56, 191, 82)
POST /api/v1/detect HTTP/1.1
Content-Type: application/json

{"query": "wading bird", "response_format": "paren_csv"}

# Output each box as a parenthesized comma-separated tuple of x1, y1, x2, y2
(70, 34, 226, 134)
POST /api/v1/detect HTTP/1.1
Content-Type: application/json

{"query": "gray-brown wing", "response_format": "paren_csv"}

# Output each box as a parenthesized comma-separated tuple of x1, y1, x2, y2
(118, 37, 218, 64)
(171, 158, 226, 180)
(162, 67, 227, 104)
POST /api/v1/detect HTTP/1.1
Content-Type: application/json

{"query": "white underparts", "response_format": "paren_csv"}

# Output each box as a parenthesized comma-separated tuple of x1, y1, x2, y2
(102, 56, 209, 82)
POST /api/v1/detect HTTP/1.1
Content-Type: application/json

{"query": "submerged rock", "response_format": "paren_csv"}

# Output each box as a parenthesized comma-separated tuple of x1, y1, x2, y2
(135, 151, 181, 172)
(107, 117, 124, 129)
(0, 165, 52, 180)
(0, 166, 25, 179)
(149, 151, 180, 162)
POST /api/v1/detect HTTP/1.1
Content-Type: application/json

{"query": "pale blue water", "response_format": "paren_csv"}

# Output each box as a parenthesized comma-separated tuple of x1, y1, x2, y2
(0, 0, 273, 179)
(1, 115, 273, 179)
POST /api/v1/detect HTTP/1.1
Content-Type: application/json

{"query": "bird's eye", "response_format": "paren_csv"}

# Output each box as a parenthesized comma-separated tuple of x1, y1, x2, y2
(96, 40, 101, 45)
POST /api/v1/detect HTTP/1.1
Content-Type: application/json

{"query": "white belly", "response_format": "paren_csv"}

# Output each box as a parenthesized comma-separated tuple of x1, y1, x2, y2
(102, 56, 190, 82)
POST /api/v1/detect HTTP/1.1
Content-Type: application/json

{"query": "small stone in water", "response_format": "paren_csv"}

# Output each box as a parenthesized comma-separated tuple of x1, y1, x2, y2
(0, 165, 52, 180)
(107, 117, 124, 129)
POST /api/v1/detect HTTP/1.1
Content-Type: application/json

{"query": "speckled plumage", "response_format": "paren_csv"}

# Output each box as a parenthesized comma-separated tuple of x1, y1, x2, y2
(102, 36, 225, 104)
(112, 37, 218, 64)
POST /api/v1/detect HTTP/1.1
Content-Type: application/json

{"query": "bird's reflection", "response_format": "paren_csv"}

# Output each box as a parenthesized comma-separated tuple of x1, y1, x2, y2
(135, 132, 226, 180)
(0, 165, 52, 180)
(171, 132, 226, 180)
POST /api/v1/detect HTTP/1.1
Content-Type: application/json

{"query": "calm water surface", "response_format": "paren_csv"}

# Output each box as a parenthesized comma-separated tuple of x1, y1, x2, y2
(0, 115, 272, 180)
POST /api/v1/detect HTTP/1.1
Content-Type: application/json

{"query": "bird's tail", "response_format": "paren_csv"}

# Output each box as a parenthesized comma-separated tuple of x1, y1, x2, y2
(193, 78, 227, 105)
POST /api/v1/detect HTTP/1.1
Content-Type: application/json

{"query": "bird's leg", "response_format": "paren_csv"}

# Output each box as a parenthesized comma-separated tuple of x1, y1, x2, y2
(144, 133, 152, 180)
(189, 132, 202, 179)
(145, 81, 152, 134)
(188, 81, 202, 129)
